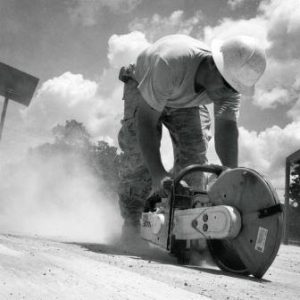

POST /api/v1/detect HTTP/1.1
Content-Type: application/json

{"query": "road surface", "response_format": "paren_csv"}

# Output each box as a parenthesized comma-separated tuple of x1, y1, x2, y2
(0, 234, 299, 299)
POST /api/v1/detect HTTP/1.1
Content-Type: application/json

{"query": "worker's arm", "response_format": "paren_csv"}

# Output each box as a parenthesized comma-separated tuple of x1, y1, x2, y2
(137, 97, 170, 193)
(214, 118, 238, 168)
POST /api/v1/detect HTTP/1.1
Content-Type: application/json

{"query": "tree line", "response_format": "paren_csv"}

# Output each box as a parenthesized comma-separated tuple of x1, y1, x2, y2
(29, 119, 123, 195)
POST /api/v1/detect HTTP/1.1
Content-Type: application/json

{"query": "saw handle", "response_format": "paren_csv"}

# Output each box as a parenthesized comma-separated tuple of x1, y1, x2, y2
(167, 164, 227, 250)
(173, 164, 227, 186)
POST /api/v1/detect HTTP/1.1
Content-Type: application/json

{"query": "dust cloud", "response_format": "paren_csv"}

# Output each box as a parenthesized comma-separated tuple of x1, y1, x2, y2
(0, 152, 122, 243)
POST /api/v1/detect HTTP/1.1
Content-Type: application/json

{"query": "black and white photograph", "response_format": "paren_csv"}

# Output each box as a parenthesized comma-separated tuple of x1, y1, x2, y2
(0, 0, 299, 299)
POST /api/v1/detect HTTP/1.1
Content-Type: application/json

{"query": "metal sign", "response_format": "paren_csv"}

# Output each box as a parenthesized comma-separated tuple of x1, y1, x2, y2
(0, 62, 39, 106)
(284, 149, 300, 244)
(0, 62, 39, 141)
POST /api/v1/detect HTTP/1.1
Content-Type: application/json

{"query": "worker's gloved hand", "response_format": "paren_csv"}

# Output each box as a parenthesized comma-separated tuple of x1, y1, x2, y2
(161, 176, 173, 195)
(152, 175, 173, 198)
(119, 64, 135, 83)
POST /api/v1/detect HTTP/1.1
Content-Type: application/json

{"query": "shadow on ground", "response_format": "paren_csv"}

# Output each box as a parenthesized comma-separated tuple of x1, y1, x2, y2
(69, 241, 176, 264)
(66, 240, 269, 283)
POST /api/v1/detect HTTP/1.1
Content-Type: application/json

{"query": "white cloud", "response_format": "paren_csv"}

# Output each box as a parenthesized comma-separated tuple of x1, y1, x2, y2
(287, 98, 300, 122)
(239, 122, 300, 187)
(23, 72, 98, 133)
(253, 87, 291, 109)
(256, 58, 300, 90)
(36, 72, 98, 106)
(129, 10, 204, 42)
(68, 0, 142, 26)
(259, 0, 300, 60)
(26, 74, 124, 146)
(107, 31, 150, 68)
(203, 17, 269, 49)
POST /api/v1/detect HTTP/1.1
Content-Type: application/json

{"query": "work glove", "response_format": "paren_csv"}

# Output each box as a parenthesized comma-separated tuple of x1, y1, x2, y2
(119, 64, 135, 83)
(151, 175, 173, 198)
(151, 175, 191, 198)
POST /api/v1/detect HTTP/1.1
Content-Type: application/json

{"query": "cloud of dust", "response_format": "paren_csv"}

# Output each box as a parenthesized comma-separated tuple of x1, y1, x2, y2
(0, 151, 122, 243)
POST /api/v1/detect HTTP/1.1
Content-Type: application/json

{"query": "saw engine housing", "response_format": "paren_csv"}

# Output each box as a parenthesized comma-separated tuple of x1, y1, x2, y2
(140, 165, 283, 278)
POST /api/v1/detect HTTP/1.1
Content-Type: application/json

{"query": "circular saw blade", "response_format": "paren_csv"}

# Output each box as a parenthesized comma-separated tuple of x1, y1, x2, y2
(207, 167, 283, 278)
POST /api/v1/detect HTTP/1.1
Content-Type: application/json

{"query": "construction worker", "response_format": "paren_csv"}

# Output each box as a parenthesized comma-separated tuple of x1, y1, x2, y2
(118, 34, 266, 244)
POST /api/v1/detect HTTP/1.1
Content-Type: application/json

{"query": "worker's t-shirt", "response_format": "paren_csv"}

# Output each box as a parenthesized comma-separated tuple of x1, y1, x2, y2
(134, 34, 241, 121)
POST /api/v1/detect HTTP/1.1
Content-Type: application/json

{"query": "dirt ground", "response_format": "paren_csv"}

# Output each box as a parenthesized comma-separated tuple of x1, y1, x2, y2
(0, 234, 299, 300)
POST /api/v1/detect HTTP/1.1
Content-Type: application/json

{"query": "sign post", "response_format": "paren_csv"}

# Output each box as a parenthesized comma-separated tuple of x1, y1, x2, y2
(0, 95, 9, 141)
(0, 62, 39, 142)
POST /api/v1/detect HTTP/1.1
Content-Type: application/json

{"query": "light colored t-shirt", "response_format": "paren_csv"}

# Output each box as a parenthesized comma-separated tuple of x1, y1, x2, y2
(134, 34, 240, 121)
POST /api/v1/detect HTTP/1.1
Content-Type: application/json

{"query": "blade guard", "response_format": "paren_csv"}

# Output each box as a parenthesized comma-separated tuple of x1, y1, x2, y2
(208, 168, 283, 278)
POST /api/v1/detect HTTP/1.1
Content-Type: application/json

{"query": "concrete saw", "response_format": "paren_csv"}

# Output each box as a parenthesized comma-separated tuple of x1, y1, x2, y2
(140, 164, 283, 278)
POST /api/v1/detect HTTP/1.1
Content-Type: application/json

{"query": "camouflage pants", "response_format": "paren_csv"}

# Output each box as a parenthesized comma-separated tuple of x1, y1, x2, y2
(118, 79, 211, 224)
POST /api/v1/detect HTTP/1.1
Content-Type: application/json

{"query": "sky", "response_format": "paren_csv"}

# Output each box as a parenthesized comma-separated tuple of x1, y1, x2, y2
(0, 0, 300, 191)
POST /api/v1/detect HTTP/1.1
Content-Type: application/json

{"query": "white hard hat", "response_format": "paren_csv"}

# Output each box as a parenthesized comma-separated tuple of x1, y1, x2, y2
(211, 36, 266, 96)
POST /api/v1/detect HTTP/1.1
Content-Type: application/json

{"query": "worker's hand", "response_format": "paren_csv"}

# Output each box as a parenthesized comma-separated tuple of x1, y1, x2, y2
(119, 64, 135, 83)
(152, 174, 173, 198)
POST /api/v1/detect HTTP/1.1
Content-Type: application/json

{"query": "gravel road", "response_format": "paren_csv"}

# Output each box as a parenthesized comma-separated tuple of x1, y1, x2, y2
(0, 234, 299, 300)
